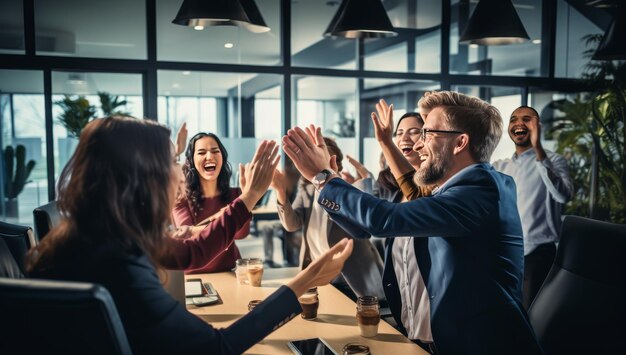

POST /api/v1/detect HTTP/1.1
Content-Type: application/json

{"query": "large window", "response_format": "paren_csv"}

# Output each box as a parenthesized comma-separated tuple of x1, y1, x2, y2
(35, 0, 147, 59)
(52, 71, 143, 179)
(0, 0, 24, 55)
(0, 70, 47, 223)
(450, 0, 543, 76)
(157, 0, 281, 65)
(0, 0, 602, 222)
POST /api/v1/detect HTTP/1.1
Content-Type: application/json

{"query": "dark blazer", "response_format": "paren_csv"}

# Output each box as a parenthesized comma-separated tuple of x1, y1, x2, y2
(319, 163, 543, 355)
(29, 200, 301, 355)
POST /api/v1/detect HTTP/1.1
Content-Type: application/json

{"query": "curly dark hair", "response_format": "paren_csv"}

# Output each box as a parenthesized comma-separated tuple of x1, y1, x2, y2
(182, 133, 232, 221)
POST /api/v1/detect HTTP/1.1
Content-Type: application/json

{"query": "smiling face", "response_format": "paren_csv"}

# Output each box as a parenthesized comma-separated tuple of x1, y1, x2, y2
(508, 107, 537, 148)
(413, 107, 456, 186)
(394, 115, 423, 168)
(192, 136, 223, 183)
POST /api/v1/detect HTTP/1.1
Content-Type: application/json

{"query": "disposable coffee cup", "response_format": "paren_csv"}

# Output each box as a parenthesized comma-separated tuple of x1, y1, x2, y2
(298, 287, 319, 320)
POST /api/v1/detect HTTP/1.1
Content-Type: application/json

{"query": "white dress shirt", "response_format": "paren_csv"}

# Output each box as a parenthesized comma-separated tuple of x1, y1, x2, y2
(493, 149, 574, 255)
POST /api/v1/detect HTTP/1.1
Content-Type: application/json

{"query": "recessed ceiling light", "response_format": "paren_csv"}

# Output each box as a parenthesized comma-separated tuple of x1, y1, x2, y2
(532, 39, 541, 44)
(182, 71, 191, 75)
(172, 83, 180, 89)
(224, 42, 234, 49)
(193, 25, 204, 30)
(469, 44, 479, 49)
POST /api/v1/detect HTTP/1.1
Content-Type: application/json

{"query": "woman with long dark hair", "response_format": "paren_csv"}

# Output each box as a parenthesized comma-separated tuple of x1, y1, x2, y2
(27, 116, 353, 354)
(172, 132, 250, 273)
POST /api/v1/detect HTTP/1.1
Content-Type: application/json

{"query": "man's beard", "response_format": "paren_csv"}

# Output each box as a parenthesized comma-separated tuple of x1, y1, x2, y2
(414, 143, 451, 186)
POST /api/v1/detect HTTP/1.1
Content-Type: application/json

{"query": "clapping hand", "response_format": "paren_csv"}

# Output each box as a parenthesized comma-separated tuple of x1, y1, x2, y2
(239, 140, 281, 210)
(282, 125, 332, 182)
(341, 155, 370, 184)
(175, 122, 188, 157)
(372, 99, 395, 145)
(287, 238, 354, 297)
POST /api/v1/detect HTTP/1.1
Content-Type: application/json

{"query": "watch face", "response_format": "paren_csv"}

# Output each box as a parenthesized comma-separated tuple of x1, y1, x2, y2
(313, 170, 331, 188)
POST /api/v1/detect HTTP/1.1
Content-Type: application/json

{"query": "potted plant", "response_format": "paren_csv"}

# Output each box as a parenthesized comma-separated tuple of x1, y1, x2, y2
(3, 144, 36, 218)
(55, 95, 97, 138)
(549, 35, 626, 223)
(98, 91, 130, 116)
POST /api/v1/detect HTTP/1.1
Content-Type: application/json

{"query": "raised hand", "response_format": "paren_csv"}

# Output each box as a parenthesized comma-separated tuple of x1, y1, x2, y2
(239, 140, 281, 210)
(527, 116, 547, 161)
(345, 154, 370, 180)
(372, 99, 395, 145)
(271, 168, 288, 204)
(239, 163, 246, 191)
(175, 122, 188, 157)
(286, 238, 354, 297)
(282, 125, 331, 181)
(528, 116, 542, 149)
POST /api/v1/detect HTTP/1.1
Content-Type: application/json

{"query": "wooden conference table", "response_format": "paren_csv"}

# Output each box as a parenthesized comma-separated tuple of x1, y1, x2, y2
(186, 268, 426, 354)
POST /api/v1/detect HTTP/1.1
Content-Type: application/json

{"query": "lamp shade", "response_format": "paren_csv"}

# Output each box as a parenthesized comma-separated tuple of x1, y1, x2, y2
(459, 0, 530, 45)
(172, 0, 269, 33)
(592, 4, 626, 60)
(324, 0, 397, 39)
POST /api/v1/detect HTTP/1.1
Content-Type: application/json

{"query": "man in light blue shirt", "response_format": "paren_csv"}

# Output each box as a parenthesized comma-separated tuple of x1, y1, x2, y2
(493, 105, 574, 309)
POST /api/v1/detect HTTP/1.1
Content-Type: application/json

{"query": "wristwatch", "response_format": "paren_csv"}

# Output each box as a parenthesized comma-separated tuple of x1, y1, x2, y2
(312, 169, 335, 191)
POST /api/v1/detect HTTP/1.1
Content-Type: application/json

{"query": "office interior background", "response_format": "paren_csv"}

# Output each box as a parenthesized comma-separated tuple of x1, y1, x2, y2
(0, 0, 618, 224)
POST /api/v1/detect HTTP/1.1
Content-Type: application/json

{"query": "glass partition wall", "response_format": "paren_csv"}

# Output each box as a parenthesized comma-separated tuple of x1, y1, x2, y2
(0, 0, 605, 221)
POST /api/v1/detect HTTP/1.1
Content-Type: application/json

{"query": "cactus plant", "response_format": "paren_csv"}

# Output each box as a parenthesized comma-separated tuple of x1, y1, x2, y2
(3, 144, 36, 199)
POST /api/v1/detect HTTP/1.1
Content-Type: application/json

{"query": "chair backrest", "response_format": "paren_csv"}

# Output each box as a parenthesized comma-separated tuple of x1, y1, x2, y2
(0, 221, 36, 274)
(33, 200, 60, 241)
(0, 237, 23, 278)
(528, 215, 626, 355)
(0, 278, 132, 355)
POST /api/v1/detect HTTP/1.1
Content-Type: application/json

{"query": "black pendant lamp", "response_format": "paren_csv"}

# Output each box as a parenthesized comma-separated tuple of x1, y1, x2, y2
(592, 2, 626, 60)
(172, 0, 270, 33)
(459, 0, 529, 45)
(324, 0, 397, 39)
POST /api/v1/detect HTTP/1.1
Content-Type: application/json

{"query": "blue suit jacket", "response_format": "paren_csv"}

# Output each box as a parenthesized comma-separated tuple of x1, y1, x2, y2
(319, 163, 543, 355)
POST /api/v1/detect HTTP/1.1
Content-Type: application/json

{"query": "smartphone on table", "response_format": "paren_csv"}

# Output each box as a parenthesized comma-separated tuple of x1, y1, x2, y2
(185, 278, 219, 306)
(287, 338, 337, 355)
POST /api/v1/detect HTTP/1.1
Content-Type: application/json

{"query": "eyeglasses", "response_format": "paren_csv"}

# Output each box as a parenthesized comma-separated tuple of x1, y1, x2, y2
(420, 128, 464, 142)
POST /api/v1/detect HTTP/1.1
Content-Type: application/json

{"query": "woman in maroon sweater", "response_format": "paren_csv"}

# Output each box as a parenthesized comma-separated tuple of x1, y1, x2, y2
(172, 132, 250, 273)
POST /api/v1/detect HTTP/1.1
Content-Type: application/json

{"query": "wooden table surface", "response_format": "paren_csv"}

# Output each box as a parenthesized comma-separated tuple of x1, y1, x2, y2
(187, 267, 426, 354)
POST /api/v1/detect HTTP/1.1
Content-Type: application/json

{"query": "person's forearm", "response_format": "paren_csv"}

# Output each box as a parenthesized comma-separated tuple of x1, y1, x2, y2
(286, 272, 309, 298)
(239, 190, 264, 211)
(534, 142, 547, 161)
(380, 140, 415, 178)
(275, 188, 288, 205)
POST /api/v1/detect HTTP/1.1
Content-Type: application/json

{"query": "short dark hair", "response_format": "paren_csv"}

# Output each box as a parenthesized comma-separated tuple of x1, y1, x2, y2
(513, 105, 540, 119)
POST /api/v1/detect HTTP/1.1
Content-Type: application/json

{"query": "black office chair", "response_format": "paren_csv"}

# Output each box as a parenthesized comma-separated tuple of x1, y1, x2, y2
(0, 221, 36, 274)
(0, 278, 132, 355)
(528, 215, 626, 355)
(33, 200, 60, 241)
(0, 237, 22, 278)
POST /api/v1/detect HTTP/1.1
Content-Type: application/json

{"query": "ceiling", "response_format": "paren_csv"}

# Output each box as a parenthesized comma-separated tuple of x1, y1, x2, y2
(0, 0, 608, 99)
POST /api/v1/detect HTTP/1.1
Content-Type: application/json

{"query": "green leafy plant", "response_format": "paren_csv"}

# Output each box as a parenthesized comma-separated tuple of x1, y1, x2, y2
(549, 35, 626, 223)
(55, 92, 131, 138)
(55, 95, 97, 138)
(3, 145, 36, 199)
(98, 91, 130, 116)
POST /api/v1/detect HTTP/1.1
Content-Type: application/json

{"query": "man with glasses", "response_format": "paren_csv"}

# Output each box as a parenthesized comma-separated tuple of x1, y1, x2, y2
(493, 106, 573, 310)
(282, 91, 543, 355)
